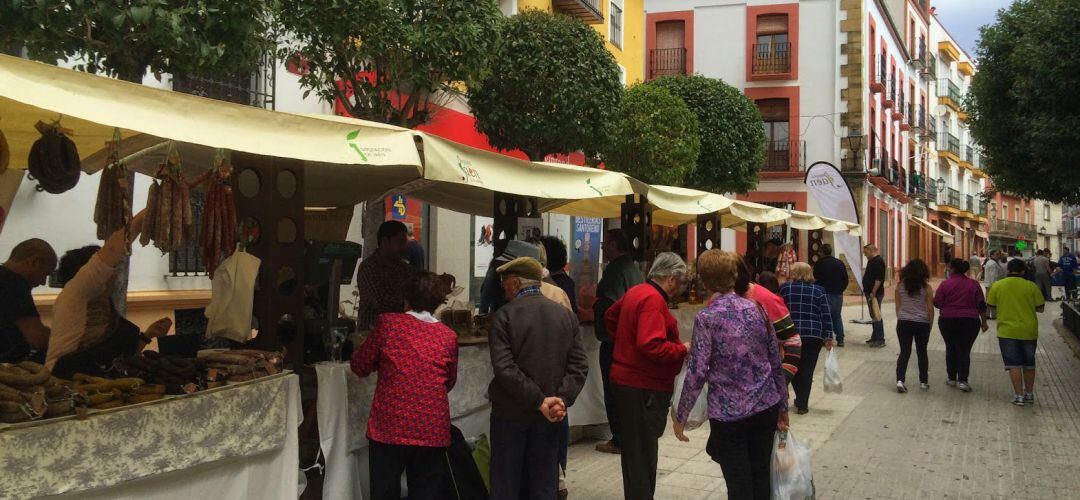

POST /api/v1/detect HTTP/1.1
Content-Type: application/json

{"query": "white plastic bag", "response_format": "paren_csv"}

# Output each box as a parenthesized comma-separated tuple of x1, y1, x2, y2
(822, 349, 843, 394)
(771, 430, 816, 500)
(670, 364, 708, 431)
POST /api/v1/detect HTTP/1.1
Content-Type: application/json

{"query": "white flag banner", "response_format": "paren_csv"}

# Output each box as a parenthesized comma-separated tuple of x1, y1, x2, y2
(805, 162, 864, 290)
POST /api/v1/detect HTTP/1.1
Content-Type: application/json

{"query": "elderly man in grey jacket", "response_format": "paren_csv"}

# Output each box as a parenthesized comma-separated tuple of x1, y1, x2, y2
(488, 256, 588, 500)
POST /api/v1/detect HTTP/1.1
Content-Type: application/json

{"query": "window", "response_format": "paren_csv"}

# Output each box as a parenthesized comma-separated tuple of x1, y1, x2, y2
(650, 20, 687, 79)
(609, 1, 623, 49)
(1002, 203, 1008, 220)
(1015, 206, 1020, 222)
(1026, 208, 1032, 225)
(753, 14, 790, 74)
(618, 64, 627, 85)
(758, 99, 791, 171)
(1044, 203, 1051, 221)
(169, 190, 208, 275)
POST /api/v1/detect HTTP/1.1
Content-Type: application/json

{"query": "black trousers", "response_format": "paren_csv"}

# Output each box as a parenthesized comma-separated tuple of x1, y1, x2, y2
(896, 320, 931, 384)
(613, 383, 671, 500)
(792, 337, 824, 410)
(599, 341, 622, 446)
(368, 439, 446, 500)
(938, 317, 981, 383)
(489, 416, 560, 500)
(706, 405, 781, 500)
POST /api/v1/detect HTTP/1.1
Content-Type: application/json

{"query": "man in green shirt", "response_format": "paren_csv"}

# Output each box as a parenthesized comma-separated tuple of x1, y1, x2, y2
(592, 229, 644, 454)
(986, 259, 1046, 406)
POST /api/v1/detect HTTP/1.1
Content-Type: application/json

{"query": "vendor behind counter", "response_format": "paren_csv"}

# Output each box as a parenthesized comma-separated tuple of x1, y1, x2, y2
(355, 221, 414, 332)
(46, 210, 171, 378)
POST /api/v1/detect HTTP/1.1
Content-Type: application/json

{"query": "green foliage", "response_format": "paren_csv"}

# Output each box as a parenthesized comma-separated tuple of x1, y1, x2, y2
(647, 75, 764, 194)
(277, 0, 502, 127)
(469, 9, 623, 161)
(0, 0, 273, 82)
(601, 84, 700, 186)
(967, 0, 1080, 204)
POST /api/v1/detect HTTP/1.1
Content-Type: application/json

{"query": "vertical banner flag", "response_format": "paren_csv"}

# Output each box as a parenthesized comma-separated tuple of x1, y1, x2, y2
(804, 162, 864, 290)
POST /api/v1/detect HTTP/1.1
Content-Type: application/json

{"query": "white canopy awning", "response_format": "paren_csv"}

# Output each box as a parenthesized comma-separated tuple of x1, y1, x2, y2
(911, 216, 955, 244)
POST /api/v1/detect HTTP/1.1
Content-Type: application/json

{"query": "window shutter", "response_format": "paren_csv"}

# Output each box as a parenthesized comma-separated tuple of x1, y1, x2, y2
(757, 14, 788, 35)
(757, 98, 789, 122)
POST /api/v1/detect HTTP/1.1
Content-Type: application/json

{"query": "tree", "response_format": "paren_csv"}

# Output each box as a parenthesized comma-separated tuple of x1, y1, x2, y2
(601, 84, 700, 186)
(276, 0, 503, 128)
(0, 0, 273, 82)
(469, 10, 623, 161)
(967, 0, 1080, 204)
(647, 75, 764, 194)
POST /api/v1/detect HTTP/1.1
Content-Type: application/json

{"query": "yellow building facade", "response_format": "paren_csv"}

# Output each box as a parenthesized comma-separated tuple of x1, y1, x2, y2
(516, 0, 645, 84)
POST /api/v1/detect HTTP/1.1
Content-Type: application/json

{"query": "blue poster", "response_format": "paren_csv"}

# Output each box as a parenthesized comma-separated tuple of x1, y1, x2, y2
(390, 194, 408, 220)
(570, 217, 603, 303)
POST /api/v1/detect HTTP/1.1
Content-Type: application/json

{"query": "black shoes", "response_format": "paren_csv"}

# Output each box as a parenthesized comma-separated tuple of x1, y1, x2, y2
(868, 340, 886, 348)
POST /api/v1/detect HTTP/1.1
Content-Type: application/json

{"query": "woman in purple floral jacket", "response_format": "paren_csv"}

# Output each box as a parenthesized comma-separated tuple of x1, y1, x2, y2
(673, 250, 789, 500)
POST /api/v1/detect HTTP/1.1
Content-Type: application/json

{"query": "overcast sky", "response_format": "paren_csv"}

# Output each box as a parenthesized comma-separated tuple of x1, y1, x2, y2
(931, 0, 1014, 58)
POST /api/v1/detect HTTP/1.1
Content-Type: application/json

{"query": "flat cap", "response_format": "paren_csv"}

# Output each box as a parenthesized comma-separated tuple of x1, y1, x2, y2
(496, 257, 544, 281)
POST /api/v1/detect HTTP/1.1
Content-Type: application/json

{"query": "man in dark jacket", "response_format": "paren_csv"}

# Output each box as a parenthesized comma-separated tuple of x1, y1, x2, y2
(592, 229, 643, 454)
(488, 257, 588, 500)
(813, 244, 849, 346)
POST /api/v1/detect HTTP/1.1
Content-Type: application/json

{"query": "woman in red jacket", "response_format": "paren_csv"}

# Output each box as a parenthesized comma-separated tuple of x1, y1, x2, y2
(604, 252, 689, 500)
(351, 272, 458, 500)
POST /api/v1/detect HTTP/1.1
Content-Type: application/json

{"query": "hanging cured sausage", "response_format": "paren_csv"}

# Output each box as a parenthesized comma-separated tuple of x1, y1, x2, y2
(139, 145, 193, 254)
(199, 159, 237, 276)
(93, 132, 132, 240)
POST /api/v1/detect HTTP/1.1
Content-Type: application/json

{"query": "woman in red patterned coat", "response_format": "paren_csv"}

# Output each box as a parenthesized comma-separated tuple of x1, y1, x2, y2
(351, 271, 458, 500)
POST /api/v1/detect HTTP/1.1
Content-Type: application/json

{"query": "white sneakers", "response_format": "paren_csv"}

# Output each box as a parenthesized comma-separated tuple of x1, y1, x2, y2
(896, 381, 908, 393)
(1012, 395, 1025, 406)
(957, 382, 972, 392)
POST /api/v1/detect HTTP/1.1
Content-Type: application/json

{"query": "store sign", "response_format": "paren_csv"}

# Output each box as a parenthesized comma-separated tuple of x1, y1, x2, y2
(473, 216, 495, 278)
(1015, 240, 1028, 251)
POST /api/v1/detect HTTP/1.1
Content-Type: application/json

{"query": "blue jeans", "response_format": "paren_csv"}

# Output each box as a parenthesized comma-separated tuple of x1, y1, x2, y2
(827, 294, 845, 343)
(867, 292, 885, 342)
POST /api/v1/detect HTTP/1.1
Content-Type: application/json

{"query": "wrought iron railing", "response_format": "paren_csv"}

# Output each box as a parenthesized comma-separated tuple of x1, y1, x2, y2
(938, 132, 961, 157)
(947, 187, 961, 208)
(965, 195, 974, 213)
(172, 53, 276, 110)
(937, 78, 962, 107)
(649, 48, 687, 79)
(762, 139, 806, 171)
(752, 42, 792, 75)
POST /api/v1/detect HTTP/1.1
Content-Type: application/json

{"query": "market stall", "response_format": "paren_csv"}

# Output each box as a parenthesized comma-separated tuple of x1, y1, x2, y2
(1, 53, 867, 500)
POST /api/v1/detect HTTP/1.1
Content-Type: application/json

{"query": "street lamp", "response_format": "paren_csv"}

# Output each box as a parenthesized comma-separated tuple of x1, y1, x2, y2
(846, 128, 864, 171)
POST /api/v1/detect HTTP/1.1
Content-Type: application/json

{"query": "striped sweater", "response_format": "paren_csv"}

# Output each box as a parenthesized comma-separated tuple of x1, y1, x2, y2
(746, 284, 802, 382)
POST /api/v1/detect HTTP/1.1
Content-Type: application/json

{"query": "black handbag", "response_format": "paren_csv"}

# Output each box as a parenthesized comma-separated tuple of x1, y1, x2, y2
(27, 126, 81, 194)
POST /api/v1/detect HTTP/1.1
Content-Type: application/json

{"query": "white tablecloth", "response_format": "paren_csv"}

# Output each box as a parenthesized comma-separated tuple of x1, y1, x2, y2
(566, 327, 607, 427)
(0, 373, 302, 500)
(316, 344, 493, 500)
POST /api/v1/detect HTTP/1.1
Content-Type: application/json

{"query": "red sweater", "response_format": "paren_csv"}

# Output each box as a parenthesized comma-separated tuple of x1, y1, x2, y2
(604, 282, 688, 392)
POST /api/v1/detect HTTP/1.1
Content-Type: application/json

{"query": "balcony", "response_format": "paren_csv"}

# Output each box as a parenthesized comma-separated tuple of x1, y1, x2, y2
(937, 79, 963, 112)
(649, 48, 687, 80)
(752, 42, 792, 77)
(871, 55, 887, 94)
(938, 132, 961, 161)
(920, 53, 937, 78)
(553, 0, 603, 24)
(910, 104, 926, 132)
(977, 199, 988, 217)
(991, 219, 1038, 241)
(942, 187, 962, 209)
(922, 117, 937, 143)
(964, 194, 975, 215)
(960, 146, 975, 168)
(911, 173, 934, 203)
(762, 139, 806, 172)
(909, 38, 927, 70)
(883, 77, 896, 109)
(893, 89, 906, 122)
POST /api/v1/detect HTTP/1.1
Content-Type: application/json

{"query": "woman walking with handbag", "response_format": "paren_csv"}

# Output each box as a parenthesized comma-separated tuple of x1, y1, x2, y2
(934, 259, 990, 392)
(894, 259, 935, 393)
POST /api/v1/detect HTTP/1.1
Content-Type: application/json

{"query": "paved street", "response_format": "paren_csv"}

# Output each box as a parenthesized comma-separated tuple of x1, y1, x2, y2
(565, 303, 1080, 499)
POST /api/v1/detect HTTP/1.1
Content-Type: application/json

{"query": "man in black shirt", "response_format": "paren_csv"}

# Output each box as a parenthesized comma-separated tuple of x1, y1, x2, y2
(861, 244, 887, 347)
(0, 239, 56, 363)
(814, 244, 849, 346)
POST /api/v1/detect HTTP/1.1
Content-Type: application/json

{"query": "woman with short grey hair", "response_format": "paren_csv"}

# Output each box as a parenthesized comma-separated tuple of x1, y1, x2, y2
(604, 251, 690, 500)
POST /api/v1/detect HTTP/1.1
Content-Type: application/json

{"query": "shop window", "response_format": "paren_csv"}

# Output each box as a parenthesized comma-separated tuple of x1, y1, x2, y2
(753, 14, 790, 75)
(609, 1, 623, 49)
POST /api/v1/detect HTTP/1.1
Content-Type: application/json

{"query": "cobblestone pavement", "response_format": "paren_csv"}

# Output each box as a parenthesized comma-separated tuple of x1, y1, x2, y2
(565, 303, 1080, 499)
